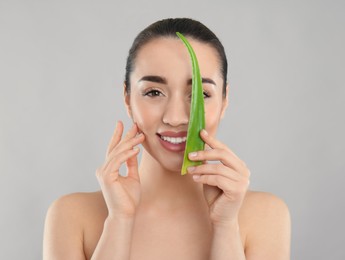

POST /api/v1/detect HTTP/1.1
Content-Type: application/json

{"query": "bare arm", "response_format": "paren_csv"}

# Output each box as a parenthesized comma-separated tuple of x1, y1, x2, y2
(90, 217, 134, 260)
(43, 121, 144, 259)
(43, 194, 136, 260)
(91, 121, 144, 259)
(210, 222, 246, 260)
(43, 194, 86, 260)
(187, 130, 249, 259)
(244, 193, 291, 260)
(188, 131, 291, 259)
(209, 193, 291, 260)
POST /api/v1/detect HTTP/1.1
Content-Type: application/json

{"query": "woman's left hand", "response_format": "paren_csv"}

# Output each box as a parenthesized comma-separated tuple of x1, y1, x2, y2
(187, 129, 251, 227)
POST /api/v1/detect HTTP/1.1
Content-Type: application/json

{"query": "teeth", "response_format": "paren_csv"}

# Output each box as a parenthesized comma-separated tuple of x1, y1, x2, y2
(160, 135, 187, 144)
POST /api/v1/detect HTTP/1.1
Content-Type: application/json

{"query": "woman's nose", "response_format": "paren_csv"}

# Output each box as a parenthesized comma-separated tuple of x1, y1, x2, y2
(162, 96, 189, 127)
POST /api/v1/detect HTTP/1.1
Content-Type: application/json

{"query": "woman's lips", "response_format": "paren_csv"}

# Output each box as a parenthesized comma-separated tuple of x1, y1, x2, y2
(157, 131, 187, 152)
(158, 131, 188, 137)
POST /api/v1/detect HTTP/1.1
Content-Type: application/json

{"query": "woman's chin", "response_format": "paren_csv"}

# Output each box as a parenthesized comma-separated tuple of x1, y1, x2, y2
(161, 160, 184, 174)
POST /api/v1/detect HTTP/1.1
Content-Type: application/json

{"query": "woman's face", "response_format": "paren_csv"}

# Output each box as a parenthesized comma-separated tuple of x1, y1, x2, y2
(125, 37, 228, 172)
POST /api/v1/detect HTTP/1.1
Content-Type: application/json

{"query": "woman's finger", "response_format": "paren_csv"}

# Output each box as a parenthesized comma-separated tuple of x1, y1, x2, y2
(187, 163, 244, 182)
(101, 147, 141, 180)
(198, 130, 250, 177)
(103, 133, 145, 172)
(126, 148, 141, 182)
(106, 120, 124, 158)
(106, 122, 140, 159)
(106, 122, 139, 158)
(200, 129, 241, 161)
(188, 148, 246, 174)
(106, 130, 144, 159)
(192, 174, 249, 200)
(122, 123, 140, 142)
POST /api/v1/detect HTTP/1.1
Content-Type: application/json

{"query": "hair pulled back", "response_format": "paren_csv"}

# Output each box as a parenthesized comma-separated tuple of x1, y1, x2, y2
(124, 18, 228, 98)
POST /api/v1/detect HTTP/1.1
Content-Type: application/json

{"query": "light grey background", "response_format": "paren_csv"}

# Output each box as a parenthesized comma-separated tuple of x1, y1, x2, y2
(1, 0, 344, 259)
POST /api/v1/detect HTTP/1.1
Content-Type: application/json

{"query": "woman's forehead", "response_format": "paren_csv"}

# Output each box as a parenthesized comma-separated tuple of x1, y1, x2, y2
(132, 37, 222, 83)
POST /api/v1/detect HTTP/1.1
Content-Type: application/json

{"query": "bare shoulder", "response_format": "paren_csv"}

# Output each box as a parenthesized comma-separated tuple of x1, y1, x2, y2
(43, 191, 106, 260)
(240, 190, 291, 259)
(242, 190, 290, 217)
(45, 191, 107, 233)
(47, 191, 105, 217)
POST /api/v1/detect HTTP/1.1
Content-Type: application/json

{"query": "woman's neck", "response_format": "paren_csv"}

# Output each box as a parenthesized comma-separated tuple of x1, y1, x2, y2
(138, 150, 205, 212)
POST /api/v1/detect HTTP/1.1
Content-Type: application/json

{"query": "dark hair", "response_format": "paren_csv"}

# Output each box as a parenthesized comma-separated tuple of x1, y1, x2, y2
(124, 18, 228, 98)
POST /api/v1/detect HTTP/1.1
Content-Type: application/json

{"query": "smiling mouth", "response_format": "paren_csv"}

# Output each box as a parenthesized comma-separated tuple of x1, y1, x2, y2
(157, 134, 187, 144)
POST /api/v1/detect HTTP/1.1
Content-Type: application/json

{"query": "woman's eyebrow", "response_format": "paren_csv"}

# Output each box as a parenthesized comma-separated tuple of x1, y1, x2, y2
(187, 78, 216, 86)
(138, 75, 167, 84)
(138, 75, 216, 86)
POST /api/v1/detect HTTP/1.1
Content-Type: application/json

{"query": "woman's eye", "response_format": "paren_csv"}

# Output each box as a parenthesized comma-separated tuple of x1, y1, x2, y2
(144, 89, 163, 97)
(188, 91, 210, 100)
(203, 91, 211, 98)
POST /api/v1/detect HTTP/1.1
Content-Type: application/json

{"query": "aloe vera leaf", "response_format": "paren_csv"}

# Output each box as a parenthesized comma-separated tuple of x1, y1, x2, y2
(176, 32, 206, 175)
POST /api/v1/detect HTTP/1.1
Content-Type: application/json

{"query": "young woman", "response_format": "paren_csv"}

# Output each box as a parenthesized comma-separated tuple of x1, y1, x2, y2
(43, 18, 291, 260)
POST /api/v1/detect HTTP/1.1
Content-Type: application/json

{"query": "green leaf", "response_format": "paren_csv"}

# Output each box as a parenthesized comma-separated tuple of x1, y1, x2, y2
(176, 32, 206, 175)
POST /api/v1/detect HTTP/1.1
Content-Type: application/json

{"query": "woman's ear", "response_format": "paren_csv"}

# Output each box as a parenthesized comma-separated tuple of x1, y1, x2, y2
(123, 83, 132, 118)
(220, 83, 229, 119)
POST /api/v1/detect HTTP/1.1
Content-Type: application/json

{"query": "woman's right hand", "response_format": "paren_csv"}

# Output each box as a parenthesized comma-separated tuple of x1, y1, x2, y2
(96, 120, 145, 220)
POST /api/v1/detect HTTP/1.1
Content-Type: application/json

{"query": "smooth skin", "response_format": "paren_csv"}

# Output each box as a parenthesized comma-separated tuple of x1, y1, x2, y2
(43, 37, 291, 260)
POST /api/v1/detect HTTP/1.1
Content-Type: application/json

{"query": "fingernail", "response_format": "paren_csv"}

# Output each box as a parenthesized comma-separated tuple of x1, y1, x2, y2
(189, 152, 197, 158)
(133, 146, 140, 152)
(187, 166, 195, 172)
(201, 129, 208, 136)
(193, 175, 201, 180)
(136, 133, 144, 138)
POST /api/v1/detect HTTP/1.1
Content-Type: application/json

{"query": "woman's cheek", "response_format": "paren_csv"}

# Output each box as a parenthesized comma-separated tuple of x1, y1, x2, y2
(205, 102, 222, 136)
(131, 101, 161, 133)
